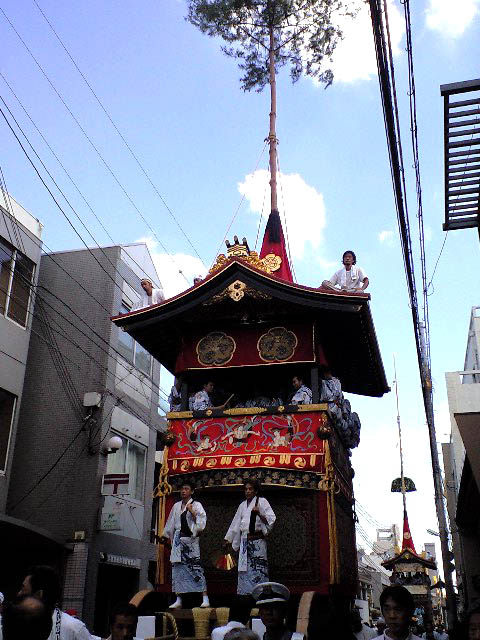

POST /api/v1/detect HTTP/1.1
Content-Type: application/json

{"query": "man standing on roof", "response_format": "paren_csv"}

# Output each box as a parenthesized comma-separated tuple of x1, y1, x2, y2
(132, 278, 165, 309)
(223, 478, 276, 596)
(322, 251, 369, 293)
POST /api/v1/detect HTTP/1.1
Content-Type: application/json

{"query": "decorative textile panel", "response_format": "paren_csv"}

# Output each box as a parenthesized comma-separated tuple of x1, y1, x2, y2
(175, 323, 317, 372)
(167, 412, 328, 476)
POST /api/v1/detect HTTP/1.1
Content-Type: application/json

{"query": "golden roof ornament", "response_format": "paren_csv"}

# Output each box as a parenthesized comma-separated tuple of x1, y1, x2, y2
(209, 235, 282, 275)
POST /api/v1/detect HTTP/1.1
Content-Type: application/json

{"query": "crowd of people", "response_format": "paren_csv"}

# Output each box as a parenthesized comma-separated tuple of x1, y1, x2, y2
(0, 562, 477, 640)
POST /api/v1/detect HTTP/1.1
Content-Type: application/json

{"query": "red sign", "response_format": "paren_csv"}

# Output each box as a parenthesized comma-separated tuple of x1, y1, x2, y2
(102, 473, 130, 495)
(167, 411, 327, 475)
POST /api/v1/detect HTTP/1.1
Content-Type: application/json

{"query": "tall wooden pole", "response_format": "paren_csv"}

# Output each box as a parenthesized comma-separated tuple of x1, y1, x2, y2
(268, 22, 278, 213)
(393, 356, 407, 514)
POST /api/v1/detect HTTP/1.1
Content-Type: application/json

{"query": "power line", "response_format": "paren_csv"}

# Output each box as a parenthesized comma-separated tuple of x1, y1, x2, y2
(30, 0, 206, 268)
(210, 141, 268, 267)
(0, 99, 174, 397)
(0, 194, 172, 403)
(369, 0, 457, 624)
(0, 71, 166, 289)
(0, 5, 190, 284)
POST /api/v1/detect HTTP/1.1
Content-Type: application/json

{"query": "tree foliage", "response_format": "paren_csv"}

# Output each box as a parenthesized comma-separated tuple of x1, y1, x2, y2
(187, 0, 352, 91)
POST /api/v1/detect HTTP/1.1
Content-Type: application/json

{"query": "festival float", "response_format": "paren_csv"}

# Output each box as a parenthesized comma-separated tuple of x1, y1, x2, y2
(111, 0, 389, 632)
(112, 220, 388, 628)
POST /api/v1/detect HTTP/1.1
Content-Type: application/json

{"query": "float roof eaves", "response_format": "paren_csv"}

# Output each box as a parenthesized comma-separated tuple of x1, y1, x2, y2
(112, 258, 388, 397)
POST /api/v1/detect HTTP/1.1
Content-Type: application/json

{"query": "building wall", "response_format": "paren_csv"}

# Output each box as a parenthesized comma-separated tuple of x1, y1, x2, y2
(444, 306, 480, 612)
(7, 244, 164, 632)
(0, 200, 42, 512)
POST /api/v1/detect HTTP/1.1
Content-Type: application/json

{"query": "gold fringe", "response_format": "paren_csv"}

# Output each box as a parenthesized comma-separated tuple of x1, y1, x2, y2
(154, 447, 172, 585)
(325, 442, 339, 584)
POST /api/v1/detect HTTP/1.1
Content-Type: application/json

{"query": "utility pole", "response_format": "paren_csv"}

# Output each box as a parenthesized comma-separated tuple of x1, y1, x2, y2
(419, 323, 457, 628)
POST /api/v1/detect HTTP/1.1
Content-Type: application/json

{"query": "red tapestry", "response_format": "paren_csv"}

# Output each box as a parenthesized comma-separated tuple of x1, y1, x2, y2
(167, 411, 328, 475)
(175, 323, 317, 372)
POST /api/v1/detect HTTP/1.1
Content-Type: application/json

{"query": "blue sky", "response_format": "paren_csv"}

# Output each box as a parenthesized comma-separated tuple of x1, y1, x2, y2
(1, 0, 480, 565)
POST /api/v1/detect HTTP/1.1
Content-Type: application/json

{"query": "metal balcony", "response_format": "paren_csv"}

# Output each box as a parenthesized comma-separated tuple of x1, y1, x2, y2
(441, 79, 480, 233)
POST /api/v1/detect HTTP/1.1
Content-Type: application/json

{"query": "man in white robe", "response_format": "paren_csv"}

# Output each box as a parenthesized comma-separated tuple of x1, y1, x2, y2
(322, 251, 369, 293)
(193, 381, 229, 411)
(161, 482, 209, 609)
(14, 565, 93, 640)
(291, 376, 312, 405)
(132, 278, 165, 310)
(223, 479, 276, 596)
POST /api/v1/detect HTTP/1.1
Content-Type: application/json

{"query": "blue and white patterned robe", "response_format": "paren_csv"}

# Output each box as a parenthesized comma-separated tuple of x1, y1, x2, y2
(291, 384, 313, 405)
(224, 497, 276, 595)
(163, 499, 207, 593)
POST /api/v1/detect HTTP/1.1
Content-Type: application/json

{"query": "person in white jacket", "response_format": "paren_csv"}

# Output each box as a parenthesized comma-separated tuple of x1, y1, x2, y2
(160, 482, 209, 609)
(223, 479, 276, 596)
(13, 565, 92, 640)
(322, 251, 369, 293)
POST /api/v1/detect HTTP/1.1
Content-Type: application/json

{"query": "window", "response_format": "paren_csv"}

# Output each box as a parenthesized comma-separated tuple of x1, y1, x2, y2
(106, 433, 146, 501)
(0, 238, 35, 328)
(0, 388, 16, 472)
(117, 302, 152, 376)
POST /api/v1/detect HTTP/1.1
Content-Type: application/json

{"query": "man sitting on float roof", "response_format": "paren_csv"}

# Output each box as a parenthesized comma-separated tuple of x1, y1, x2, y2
(291, 375, 312, 405)
(322, 250, 369, 293)
(192, 380, 229, 411)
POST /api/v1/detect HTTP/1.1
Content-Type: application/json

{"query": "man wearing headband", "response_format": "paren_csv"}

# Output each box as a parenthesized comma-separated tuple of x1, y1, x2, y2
(223, 479, 276, 596)
(160, 481, 209, 609)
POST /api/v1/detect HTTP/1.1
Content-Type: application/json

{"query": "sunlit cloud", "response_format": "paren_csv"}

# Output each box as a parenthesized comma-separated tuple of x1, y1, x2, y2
(238, 169, 326, 261)
(425, 0, 479, 37)
(328, 0, 404, 84)
(378, 229, 394, 245)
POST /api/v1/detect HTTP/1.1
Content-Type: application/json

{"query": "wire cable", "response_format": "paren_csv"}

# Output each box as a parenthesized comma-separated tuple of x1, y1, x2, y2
(0, 6, 190, 283)
(0, 71, 167, 287)
(210, 141, 267, 266)
(30, 0, 206, 268)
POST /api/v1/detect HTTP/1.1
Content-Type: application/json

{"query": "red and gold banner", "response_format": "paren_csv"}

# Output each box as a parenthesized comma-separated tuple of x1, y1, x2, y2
(167, 411, 328, 475)
(175, 323, 318, 372)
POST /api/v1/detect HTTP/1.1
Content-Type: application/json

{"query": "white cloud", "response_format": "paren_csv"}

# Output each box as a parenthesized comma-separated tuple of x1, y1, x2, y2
(378, 229, 394, 245)
(237, 169, 326, 260)
(328, 0, 405, 84)
(136, 236, 206, 299)
(425, 0, 479, 37)
(316, 255, 338, 272)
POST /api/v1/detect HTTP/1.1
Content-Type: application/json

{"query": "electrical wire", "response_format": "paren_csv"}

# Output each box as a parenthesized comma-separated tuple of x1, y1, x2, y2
(210, 141, 268, 267)
(30, 0, 206, 268)
(427, 231, 448, 294)
(0, 5, 190, 284)
(0, 72, 166, 287)
(276, 150, 296, 281)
